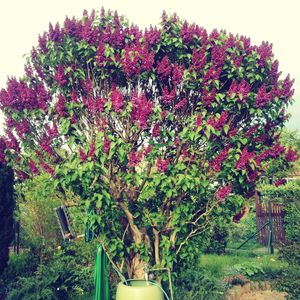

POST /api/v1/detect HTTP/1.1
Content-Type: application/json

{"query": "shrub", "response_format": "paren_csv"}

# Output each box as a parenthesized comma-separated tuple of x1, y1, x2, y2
(0, 8, 296, 279)
(274, 266, 300, 300)
(6, 242, 94, 300)
(174, 268, 226, 300)
(0, 251, 38, 298)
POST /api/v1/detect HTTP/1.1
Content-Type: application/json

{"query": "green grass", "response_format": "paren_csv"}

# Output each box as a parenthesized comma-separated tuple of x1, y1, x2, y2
(199, 252, 287, 280)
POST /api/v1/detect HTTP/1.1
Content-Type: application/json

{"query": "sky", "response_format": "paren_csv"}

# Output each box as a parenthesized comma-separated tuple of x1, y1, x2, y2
(0, 0, 299, 133)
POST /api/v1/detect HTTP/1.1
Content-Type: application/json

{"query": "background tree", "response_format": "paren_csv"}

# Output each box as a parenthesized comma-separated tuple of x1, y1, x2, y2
(0, 163, 15, 275)
(0, 9, 297, 279)
(263, 129, 300, 182)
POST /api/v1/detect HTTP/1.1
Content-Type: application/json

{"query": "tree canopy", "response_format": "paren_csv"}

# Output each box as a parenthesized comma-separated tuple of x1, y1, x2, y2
(0, 9, 297, 278)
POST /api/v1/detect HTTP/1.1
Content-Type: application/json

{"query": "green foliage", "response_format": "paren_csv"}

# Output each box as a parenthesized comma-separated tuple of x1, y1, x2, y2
(15, 173, 84, 249)
(205, 223, 229, 255)
(274, 266, 300, 300)
(0, 163, 14, 275)
(279, 243, 300, 266)
(174, 268, 226, 300)
(0, 251, 38, 298)
(227, 209, 257, 245)
(265, 129, 300, 178)
(284, 203, 300, 244)
(260, 180, 300, 203)
(1, 9, 296, 278)
(232, 261, 264, 277)
(6, 241, 94, 300)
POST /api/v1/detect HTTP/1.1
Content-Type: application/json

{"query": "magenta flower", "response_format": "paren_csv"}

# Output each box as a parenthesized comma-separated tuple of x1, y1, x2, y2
(235, 147, 254, 170)
(274, 178, 287, 187)
(228, 80, 250, 102)
(202, 89, 216, 107)
(39, 159, 55, 175)
(122, 43, 154, 78)
(172, 64, 184, 85)
(285, 148, 298, 162)
(40, 137, 55, 157)
(175, 98, 187, 110)
(110, 86, 123, 112)
(211, 45, 226, 67)
(161, 110, 167, 120)
(54, 65, 67, 86)
(71, 114, 77, 124)
(38, 32, 48, 53)
(203, 66, 222, 83)
(257, 41, 273, 67)
(15, 170, 29, 181)
(143, 145, 152, 155)
(247, 170, 258, 183)
(216, 184, 232, 202)
(232, 206, 247, 223)
(88, 142, 96, 158)
(15, 119, 30, 140)
(104, 136, 110, 155)
(210, 147, 229, 172)
(195, 115, 203, 128)
(229, 128, 238, 137)
(48, 22, 62, 43)
(5, 132, 20, 153)
(192, 48, 206, 71)
(173, 137, 180, 147)
(131, 92, 153, 129)
(128, 150, 143, 167)
(255, 85, 272, 108)
(71, 91, 78, 103)
(181, 148, 188, 161)
(28, 159, 39, 175)
(255, 149, 270, 166)
(208, 111, 228, 131)
(156, 157, 170, 173)
(281, 74, 295, 101)
(152, 123, 161, 138)
(157, 56, 172, 80)
(144, 25, 161, 45)
(79, 147, 87, 162)
(56, 95, 68, 118)
(162, 87, 175, 104)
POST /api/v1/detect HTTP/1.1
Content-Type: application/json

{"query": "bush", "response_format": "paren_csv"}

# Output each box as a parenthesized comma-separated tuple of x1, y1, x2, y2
(274, 266, 300, 300)
(6, 242, 94, 300)
(0, 251, 38, 298)
(284, 203, 300, 244)
(174, 268, 226, 300)
(279, 242, 300, 266)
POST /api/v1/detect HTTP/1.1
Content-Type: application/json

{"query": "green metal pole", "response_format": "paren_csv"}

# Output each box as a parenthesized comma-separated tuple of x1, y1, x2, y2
(268, 201, 274, 254)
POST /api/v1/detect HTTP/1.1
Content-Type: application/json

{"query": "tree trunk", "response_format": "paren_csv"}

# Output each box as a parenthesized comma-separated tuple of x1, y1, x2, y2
(129, 253, 147, 279)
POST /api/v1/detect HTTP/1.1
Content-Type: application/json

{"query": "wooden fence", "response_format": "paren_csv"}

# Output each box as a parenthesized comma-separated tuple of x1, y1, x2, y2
(255, 192, 286, 246)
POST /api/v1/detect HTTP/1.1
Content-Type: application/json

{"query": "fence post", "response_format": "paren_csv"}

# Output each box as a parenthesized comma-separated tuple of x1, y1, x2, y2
(268, 177, 274, 254)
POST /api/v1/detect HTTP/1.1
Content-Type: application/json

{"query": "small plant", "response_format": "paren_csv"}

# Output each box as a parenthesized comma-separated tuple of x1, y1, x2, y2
(232, 261, 265, 277)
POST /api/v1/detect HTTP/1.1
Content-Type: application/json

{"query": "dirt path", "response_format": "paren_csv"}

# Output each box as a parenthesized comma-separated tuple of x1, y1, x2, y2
(240, 290, 288, 300)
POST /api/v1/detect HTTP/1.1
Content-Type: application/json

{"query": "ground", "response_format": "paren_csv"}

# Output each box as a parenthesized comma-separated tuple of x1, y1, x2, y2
(240, 290, 288, 300)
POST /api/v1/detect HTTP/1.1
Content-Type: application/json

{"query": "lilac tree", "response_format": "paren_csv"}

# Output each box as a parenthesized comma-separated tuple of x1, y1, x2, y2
(0, 9, 297, 278)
